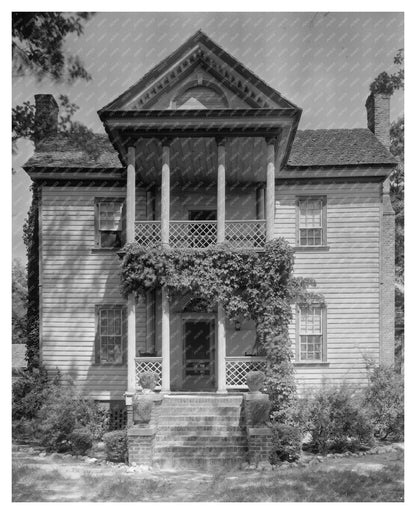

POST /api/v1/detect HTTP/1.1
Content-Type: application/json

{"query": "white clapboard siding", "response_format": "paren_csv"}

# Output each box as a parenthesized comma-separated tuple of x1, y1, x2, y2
(276, 181, 381, 390)
(41, 185, 147, 400)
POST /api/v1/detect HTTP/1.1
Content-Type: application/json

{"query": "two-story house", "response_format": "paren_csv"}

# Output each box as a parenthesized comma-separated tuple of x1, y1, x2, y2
(23, 31, 396, 437)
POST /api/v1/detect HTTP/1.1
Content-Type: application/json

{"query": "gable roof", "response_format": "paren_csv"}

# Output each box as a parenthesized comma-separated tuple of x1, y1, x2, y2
(23, 128, 396, 171)
(24, 133, 122, 169)
(98, 30, 300, 112)
(287, 129, 397, 167)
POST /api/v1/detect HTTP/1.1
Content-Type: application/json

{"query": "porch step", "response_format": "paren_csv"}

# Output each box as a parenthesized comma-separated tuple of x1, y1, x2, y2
(156, 433, 247, 443)
(157, 425, 244, 434)
(158, 415, 241, 425)
(153, 456, 245, 471)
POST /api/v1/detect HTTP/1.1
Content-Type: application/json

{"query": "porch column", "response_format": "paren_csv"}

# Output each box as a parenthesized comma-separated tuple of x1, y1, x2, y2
(160, 139, 171, 392)
(217, 137, 226, 243)
(216, 137, 227, 393)
(161, 287, 170, 392)
(161, 140, 171, 247)
(127, 145, 136, 394)
(266, 138, 276, 241)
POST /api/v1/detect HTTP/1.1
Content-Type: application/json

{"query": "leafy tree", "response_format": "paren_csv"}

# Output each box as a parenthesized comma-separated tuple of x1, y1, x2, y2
(369, 49, 404, 95)
(12, 259, 27, 345)
(12, 13, 100, 155)
(12, 12, 94, 82)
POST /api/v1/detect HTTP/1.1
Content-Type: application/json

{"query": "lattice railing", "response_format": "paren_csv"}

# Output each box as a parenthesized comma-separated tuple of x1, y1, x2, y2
(225, 220, 266, 249)
(225, 356, 267, 389)
(170, 220, 217, 249)
(135, 357, 162, 389)
(135, 221, 161, 248)
(134, 220, 266, 249)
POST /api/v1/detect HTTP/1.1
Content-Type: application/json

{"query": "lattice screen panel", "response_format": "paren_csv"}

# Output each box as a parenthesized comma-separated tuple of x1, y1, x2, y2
(225, 221, 266, 249)
(134, 222, 161, 248)
(170, 221, 217, 248)
(135, 358, 162, 389)
(225, 359, 267, 387)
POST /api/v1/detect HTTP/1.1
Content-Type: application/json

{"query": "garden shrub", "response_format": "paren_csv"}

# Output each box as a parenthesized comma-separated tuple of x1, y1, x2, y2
(69, 428, 93, 455)
(305, 385, 374, 454)
(12, 366, 59, 420)
(363, 364, 404, 441)
(103, 430, 128, 463)
(269, 423, 302, 463)
(34, 380, 110, 451)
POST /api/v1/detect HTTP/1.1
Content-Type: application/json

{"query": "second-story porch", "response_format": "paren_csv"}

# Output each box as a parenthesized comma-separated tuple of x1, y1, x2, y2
(98, 30, 301, 400)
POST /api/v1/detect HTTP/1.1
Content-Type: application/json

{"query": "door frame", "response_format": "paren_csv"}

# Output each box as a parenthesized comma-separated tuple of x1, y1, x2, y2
(180, 312, 217, 390)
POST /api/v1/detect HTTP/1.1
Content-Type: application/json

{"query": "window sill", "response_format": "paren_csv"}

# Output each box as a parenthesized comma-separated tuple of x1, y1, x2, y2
(90, 247, 122, 254)
(92, 363, 127, 368)
(294, 362, 330, 367)
(294, 246, 330, 252)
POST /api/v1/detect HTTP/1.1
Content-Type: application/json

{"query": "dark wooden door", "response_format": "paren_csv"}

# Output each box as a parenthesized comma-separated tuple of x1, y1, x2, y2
(182, 318, 215, 391)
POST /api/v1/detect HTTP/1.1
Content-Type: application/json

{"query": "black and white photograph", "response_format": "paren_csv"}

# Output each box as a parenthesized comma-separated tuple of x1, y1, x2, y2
(10, 7, 406, 503)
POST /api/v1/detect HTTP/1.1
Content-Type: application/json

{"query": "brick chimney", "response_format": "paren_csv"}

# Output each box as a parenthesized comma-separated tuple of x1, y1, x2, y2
(365, 93, 391, 149)
(34, 94, 58, 147)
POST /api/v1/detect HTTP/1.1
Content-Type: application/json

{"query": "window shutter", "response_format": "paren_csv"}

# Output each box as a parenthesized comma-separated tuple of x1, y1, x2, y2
(122, 306, 128, 365)
(94, 306, 101, 364)
(94, 201, 100, 247)
(322, 197, 328, 246)
(295, 305, 300, 361)
(322, 305, 328, 362)
(295, 199, 300, 246)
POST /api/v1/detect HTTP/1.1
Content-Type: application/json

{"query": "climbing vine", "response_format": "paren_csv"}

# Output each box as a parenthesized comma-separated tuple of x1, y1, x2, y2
(22, 184, 40, 370)
(121, 238, 323, 422)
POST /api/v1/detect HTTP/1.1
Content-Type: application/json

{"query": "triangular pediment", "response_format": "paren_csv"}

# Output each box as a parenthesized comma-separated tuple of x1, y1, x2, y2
(99, 30, 298, 113)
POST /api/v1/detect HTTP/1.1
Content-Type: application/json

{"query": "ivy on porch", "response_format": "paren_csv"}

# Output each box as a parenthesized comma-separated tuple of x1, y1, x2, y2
(120, 237, 323, 422)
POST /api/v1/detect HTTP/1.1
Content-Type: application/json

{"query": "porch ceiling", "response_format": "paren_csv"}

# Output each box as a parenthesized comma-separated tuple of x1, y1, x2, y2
(134, 136, 269, 185)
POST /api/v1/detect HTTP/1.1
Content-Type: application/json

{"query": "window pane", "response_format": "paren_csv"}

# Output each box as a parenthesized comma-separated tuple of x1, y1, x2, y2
(99, 308, 123, 363)
(99, 202, 123, 231)
(299, 308, 323, 360)
(100, 231, 122, 248)
(298, 199, 323, 245)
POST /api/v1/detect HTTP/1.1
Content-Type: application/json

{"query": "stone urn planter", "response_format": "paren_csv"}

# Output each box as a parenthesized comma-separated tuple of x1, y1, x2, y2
(246, 370, 265, 393)
(132, 393, 153, 424)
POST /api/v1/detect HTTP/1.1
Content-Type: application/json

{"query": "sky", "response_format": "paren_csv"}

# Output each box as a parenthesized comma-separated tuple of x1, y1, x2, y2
(12, 11, 404, 263)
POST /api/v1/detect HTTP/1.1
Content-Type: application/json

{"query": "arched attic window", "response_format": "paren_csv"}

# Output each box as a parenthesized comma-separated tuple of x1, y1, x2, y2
(173, 81, 229, 109)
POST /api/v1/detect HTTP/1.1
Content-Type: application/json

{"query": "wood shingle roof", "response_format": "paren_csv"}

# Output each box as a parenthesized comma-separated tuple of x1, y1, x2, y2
(24, 128, 396, 170)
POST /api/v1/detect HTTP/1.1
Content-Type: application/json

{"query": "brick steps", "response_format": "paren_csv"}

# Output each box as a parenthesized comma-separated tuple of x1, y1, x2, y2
(152, 394, 248, 469)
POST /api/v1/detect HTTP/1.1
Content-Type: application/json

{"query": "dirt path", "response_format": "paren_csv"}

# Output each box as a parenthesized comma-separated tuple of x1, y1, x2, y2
(12, 443, 404, 502)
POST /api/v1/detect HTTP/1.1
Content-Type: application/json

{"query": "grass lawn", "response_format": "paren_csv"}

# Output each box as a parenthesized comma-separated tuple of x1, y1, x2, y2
(12, 445, 404, 502)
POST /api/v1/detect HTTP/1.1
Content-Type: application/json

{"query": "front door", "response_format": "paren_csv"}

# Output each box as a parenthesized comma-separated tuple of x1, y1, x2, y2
(182, 316, 215, 391)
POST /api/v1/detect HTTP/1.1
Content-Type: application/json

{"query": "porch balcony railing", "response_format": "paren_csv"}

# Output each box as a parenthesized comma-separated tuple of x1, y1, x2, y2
(135, 356, 162, 390)
(225, 356, 267, 389)
(135, 355, 267, 391)
(134, 220, 266, 250)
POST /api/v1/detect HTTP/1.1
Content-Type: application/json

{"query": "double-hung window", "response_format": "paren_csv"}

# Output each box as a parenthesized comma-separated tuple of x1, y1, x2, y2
(297, 305, 327, 362)
(95, 198, 125, 249)
(95, 305, 126, 364)
(297, 197, 326, 247)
